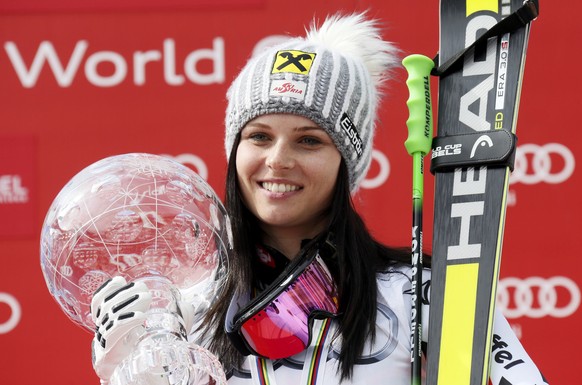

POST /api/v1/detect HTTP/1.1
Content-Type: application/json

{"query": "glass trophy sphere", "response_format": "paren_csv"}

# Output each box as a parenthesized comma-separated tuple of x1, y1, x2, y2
(40, 153, 231, 332)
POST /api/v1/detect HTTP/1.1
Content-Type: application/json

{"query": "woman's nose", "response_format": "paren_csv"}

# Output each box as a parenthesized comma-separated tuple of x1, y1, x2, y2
(265, 141, 295, 170)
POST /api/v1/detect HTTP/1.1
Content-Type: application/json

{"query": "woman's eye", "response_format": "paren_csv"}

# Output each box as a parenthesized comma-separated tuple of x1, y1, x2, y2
(248, 133, 269, 142)
(301, 136, 323, 146)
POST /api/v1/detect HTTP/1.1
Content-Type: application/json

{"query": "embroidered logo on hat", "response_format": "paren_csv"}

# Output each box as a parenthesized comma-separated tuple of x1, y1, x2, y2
(269, 79, 307, 100)
(340, 113, 363, 158)
(272, 50, 316, 75)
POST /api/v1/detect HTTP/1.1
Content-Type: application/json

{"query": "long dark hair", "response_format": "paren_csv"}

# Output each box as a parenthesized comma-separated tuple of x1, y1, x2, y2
(201, 133, 412, 380)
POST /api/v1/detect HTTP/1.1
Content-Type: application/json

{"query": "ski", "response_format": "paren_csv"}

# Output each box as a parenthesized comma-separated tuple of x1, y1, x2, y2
(426, 2, 538, 385)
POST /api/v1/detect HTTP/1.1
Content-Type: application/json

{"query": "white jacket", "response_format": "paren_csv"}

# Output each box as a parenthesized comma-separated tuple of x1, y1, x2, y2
(226, 265, 548, 385)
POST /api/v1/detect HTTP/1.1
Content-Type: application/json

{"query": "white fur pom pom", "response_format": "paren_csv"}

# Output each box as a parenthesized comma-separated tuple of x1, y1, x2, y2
(305, 12, 400, 88)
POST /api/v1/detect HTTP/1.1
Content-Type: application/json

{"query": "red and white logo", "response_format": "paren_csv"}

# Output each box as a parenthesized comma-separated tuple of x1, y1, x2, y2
(0, 175, 28, 204)
(361, 149, 390, 190)
(0, 134, 36, 236)
(269, 79, 306, 100)
(0, 292, 21, 334)
(160, 153, 209, 180)
(4, 38, 225, 88)
(497, 276, 580, 319)
(510, 143, 574, 185)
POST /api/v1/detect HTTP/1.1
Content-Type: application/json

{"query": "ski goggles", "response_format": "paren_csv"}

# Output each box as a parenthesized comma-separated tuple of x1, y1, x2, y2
(225, 245, 339, 359)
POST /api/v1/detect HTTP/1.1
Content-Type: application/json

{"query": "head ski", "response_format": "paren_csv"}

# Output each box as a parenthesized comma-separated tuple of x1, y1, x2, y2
(426, 1, 538, 385)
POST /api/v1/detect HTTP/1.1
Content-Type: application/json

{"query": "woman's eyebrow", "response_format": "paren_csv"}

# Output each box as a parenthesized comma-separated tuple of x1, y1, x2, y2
(245, 122, 271, 129)
(295, 125, 323, 132)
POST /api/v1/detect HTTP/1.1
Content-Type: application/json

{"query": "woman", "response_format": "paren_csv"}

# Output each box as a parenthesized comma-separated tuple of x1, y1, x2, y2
(91, 12, 548, 385)
(205, 12, 417, 382)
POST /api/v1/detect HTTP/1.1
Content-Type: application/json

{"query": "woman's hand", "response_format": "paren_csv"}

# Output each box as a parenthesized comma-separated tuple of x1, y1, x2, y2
(90, 276, 152, 382)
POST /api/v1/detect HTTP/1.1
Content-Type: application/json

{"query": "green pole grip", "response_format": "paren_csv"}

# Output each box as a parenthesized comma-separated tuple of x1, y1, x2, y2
(403, 54, 434, 157)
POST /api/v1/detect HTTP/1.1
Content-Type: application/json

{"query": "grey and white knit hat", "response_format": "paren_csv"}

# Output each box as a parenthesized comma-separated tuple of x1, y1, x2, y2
(225, 12, 399, 191)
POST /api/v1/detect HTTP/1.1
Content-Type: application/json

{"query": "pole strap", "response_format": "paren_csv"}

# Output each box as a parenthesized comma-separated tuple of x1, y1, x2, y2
(431, 0, 539, 77)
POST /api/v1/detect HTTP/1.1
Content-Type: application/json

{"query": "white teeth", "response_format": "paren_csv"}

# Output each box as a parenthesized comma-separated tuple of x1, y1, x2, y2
(262, 182, 300, 193)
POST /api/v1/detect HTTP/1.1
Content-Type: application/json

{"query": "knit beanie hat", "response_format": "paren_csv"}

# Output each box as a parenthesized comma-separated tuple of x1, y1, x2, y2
(225, 12, 399, 191)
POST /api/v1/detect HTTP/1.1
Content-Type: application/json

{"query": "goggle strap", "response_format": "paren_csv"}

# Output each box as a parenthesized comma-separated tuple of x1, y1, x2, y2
(250, 318, 334, 385)
(250, 356, 275, 385)
(300, 318, 333, 385)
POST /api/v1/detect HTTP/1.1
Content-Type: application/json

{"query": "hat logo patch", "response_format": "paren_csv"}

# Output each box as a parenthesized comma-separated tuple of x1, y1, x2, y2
(269, 79, 306, 100)
(272, 50, 316, 75)
(340, 113, 363, 158)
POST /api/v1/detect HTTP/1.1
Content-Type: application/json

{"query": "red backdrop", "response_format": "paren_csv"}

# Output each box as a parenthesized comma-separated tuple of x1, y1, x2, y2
(0, 1, 577, 384)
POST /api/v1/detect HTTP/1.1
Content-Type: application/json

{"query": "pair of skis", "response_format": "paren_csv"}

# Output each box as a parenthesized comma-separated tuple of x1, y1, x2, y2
(403, 1, 539, 385)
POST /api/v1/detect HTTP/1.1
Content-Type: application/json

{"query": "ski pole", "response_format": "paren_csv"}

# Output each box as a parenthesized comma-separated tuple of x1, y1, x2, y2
(403, 54, 434, 385)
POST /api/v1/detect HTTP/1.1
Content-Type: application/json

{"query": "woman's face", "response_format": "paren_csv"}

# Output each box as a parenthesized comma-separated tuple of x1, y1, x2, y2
(236, 113, 341, 239)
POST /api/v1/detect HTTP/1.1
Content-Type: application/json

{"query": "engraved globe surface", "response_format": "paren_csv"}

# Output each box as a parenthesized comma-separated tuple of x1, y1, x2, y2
(40, 153, 230, 332)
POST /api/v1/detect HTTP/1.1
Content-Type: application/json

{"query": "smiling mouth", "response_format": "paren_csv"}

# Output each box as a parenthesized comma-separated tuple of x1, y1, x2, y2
(261, 182, 302, 193)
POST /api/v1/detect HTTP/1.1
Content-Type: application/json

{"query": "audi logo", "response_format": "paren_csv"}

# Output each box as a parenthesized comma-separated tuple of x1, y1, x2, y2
(361, 149, 390, 189)
(160, 153, 209, 180)
(497, 276, 580, 319)
(0, 292, 21, 334)
(510, 143, 575, 185)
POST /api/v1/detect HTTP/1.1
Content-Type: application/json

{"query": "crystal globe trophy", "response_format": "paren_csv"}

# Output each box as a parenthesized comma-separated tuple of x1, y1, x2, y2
(40, 153, 230, 385)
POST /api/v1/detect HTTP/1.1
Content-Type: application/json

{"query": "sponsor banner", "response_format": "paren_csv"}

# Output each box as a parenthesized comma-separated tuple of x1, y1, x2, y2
(498, 276, 581, 319)
(0, 0, 264, 13)
(0, 134, 37, 237)
(0, 2, 578, 385)
(3, 38, 227, 88)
